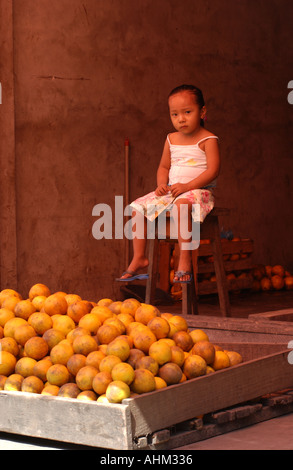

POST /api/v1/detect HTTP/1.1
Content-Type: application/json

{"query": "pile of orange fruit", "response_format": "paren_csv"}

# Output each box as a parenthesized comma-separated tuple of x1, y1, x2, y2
(251, 264, 293, 292)
(0, 284, 243, 404)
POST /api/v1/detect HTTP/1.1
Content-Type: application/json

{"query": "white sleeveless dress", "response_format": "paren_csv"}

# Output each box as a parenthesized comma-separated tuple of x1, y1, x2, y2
(130, 135, 218, 222)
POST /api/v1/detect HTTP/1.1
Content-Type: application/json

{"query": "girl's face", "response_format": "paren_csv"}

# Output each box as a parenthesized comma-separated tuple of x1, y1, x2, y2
(168, 91, 206, 136)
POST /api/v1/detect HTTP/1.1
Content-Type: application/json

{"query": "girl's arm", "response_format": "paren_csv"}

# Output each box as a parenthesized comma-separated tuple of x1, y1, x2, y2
(170, 138, 220, 197)
(155, 139, 171, 196)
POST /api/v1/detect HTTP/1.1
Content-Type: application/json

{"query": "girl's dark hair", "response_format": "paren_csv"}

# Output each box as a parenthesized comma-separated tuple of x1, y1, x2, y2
(168, 84, 205, 127)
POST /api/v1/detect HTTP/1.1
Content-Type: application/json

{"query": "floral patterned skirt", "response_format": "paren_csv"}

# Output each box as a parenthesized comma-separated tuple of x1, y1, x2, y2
(130, 188, 215, 223)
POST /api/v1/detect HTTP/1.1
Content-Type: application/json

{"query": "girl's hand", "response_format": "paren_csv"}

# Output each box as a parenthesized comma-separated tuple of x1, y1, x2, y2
(170, 183, 188, 198)
(155, 184, 169, 196)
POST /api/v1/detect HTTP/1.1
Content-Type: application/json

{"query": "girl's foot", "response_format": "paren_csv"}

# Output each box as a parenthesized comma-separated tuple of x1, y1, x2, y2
(119, 257, 149, 280)
(173, 270, 193, 283)
(173, 255, 192, 283)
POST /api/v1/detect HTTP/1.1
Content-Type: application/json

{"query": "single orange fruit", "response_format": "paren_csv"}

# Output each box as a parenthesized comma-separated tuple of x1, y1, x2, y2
(75, 365, 99, 391)
(14, 300, 36, 320)
(14, 324, 36, 346)
(106, 337, 130, 361)
(58, 383, 81, 398)
(0, 336, 19, 356)
(77, 390, 97, 401)
(159, 362, 183, 385)
(191, 341, 215, 365)
(172, 330, 193, 352)
(224, 350, 243, 366)
(111, 362, 135, 385)
(46, 364, 70, 386)
(64, 293, 82, 306)
(168, 315, 188, 332)
(72, 334, 98, 356)
(135, 355, 159, 376)
(211, 350, 230, 370)
(42, 328, 66, 350)
(97, 298, 113, 307)
(285, 276, 293, 290)
(0, 351, 17, 376)
(21, 376, 44, 394)
(90, 305, 114, 323)
(78, 313, 102, 335)
(108, 301, 123, 314)
(271, 275, 285, 290)
(92, 371, 112, 395)
(134, 304, 159, 325)
(4, 373, 24, 391)
(97, 324, 120, 344)
(120, 298, 141, 316)
(189, 329, 209, 344)
(130, 368, 156, 394)
(154, 376, 167, 390)
(67, 300, 90, 323)
(28, 283, 51, 301)
(50, 341, 74, 365)
(260, 277, 272, 291)
(24, 336, 49, 360)
(149, 340, 172, 365)
(51, 315, 75, 336)
(131, 326, 157, 354)
(170, 345, 185, 367)
(67, 354, 87, 376)
(41, 384, 60, 396)
(183, 354, 207, 379)
(106, 380, 130, 403)
(0, 308, 15, 328)
(147, 316, 170, 339)
(15, 357, 37, 378)
(43, 293, 68, 316)
(28, 312, 53, 335)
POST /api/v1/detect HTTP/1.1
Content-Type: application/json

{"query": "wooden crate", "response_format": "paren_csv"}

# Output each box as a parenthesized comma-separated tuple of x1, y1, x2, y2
(0, 317, 292, 450)
(198, 238, 254, 295)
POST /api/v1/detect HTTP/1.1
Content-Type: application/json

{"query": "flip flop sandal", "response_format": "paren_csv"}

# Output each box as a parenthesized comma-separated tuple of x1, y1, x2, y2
(173, 271, 193, 284)
(116, 270, 149, 282)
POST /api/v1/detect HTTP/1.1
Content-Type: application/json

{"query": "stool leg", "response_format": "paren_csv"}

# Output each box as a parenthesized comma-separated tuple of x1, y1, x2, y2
(210, 218, 231, 317)
(181, 257, 199, 316)
(145, 237, 159, 305)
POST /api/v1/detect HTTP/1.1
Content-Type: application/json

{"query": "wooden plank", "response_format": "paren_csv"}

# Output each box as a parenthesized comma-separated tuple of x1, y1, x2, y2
(125, 348, 293, 438)
(0, 392, 133, 450)
(186, 314, 293, 340)
(249, 309, 293, 323)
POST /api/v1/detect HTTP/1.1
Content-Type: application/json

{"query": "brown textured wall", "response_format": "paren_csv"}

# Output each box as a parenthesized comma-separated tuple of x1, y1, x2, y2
(1, 0, 293, 300)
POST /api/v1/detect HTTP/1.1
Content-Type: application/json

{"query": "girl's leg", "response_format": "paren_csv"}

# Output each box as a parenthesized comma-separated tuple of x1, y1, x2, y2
(173, 199, 193, 282)
(120, 210, 149, 279)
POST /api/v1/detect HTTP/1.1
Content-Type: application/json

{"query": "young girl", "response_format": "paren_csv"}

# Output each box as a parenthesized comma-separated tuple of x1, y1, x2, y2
(117, 84, 220, 283)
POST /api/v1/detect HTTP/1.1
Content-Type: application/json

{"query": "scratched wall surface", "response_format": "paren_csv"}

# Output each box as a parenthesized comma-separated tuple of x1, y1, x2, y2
(2, 0, 293, 300)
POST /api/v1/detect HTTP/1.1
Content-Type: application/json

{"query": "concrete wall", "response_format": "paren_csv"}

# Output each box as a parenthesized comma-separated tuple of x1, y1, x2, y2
(0, 0, 293, 300)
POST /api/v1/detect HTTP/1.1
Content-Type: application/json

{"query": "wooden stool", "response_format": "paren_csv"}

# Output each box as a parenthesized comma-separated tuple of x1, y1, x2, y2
(145, 207, 231, 317)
